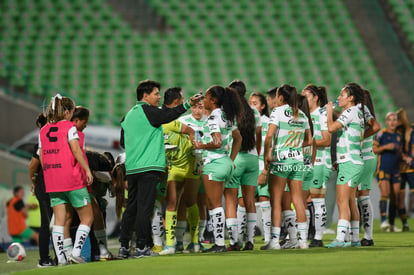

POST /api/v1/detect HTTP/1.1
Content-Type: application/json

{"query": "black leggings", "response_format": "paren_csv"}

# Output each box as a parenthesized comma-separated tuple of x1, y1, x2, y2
(36, 198, 54, 261)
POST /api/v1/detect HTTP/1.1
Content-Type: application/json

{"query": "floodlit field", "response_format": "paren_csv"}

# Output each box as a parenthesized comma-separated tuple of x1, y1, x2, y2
(1, 220, 414, 275)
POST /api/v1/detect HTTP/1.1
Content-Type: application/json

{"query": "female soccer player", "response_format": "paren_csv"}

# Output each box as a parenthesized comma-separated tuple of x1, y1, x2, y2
(225, 80, 260, 251)
(263, 84, 312, 250)
(249, 92, 272, 246)
(374, 112, 403, 232)
(325, 83, 366, 248)
(302, 84, 331, 247)
(193, 85, 242, 253)
(396, 108, 412, 232)
(39, 95, 93, 264)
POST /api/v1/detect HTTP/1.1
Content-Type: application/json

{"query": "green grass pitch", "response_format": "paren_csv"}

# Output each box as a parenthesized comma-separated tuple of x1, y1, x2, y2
(1, 220, 414, 275)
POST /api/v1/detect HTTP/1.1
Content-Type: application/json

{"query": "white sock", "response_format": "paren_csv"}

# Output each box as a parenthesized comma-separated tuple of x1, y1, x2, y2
(63, 238, 73, 259)
(358, 196, 373, 240)
(271, 227, 281, 244)
(283, 210, 297, 242)
(226, 218, 238, 245)
(297, 222, 308, 241)
(72, 224, 90, 257)
(94, 229, 107, 247)
(246, 213, 257, 244)
(260, 201, 271, 244)
(305, 209, 310, 230)
(350, 220, 360, 242)
(312, 198, 326, 241)
(209, 207, 225, 246)
(336, 219, 349, 242)
(152, 200, 164, 246)
(175, 221, 187, 243)
(237, 205, 246, 243)
(52, 226, 66, 264)
(199, 219, 207, 242)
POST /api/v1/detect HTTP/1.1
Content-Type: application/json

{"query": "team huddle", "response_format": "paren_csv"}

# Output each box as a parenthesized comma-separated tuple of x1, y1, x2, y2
(34, 78, 413, 266)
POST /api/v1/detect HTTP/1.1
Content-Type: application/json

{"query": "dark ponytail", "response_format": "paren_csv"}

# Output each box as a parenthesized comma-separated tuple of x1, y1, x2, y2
(277, 84, 298, 118)
(207, 85, 241, 124)
(297, 94, 314, 136)
(363, 89, 376, 119)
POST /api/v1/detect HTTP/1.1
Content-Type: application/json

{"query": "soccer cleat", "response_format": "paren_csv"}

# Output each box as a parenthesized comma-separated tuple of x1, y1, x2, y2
(351, 241, 361, 247)
(242, 242, 254, 251)
(199, 242, 207, 252)
(390, 225, 402, 232)
(403, 225, 409, 232)
(69, 255, 87, 264)
(159, 246, 175, 256)
(298, 240, 309, 249)
(325, 240, 346, 248)
(281, 239, 299, 249)
(184, 243, 200, 253)
(260, 241, 281, 250)
(118, 247, 131, 259)
(175, 241, 184, 253)
(203, 244, 227, 253)
(133, 247, 159, 258)
(380, 221, 390, 232)
(360, 238, 374, 246)
(309, 239, 324, 248)
(227, 243, 241, 251)
(152, 245, 163, 253)
(37, 257, 55, 268)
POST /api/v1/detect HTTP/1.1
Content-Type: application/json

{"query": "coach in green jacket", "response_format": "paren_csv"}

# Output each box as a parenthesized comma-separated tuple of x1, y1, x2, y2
(118, 80, 202, 258)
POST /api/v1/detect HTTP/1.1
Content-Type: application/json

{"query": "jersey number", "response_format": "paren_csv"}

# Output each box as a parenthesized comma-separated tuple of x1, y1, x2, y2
(285, 130, 302, 147)
(46, 127, 58, 142)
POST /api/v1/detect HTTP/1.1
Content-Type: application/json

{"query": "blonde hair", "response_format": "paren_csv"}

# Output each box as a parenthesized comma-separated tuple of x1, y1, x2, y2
(397, 108, 412, 152)
(46, 95, 75, 123)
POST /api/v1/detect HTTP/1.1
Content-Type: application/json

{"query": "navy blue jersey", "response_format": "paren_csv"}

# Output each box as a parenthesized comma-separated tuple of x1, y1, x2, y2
(375, 129, 402, 174)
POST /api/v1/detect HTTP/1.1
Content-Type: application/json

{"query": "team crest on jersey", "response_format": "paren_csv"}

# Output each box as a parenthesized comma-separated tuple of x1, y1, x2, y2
(208, 115, 215, 121)
(284, 109, 292, 117)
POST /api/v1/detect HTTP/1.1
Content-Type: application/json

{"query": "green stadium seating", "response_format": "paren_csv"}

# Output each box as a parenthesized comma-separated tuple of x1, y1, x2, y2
(0, 0, 396, 123)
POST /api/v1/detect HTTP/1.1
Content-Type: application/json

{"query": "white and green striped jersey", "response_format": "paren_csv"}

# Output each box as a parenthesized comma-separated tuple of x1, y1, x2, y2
(269, 104, 310, 164)
(303, 145, 313, 168)
(202, 108, 237, 165)
(356, 104, 376, 160)
(311, 107, 331, 168)
(259, 115, 269, 161)
(246, 107, 262, 156)
(179, 114, 207, 134)
(336, 105, 364, 165)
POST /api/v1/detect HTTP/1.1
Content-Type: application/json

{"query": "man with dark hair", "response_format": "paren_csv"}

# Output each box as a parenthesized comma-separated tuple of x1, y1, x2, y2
(163, 87, 183, 106)
(118, 80, 202, 258)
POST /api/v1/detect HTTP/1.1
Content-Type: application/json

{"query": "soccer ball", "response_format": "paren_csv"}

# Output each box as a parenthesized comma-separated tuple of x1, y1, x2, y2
(7, 242, 26, 261)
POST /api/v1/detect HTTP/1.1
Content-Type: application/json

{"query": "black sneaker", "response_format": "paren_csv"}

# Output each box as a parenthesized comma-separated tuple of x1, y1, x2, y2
(309, 239, 323, 248)
(243, 242, 254, 251)
(118, 247, 131, 259)
(360, 238, 374, 246)
(37, 257, 55, 268)
(203, 244, 227, 253)
(133, 247, 159, 258)
(227, 243, 241, 251)
(403, 225, 409, 232)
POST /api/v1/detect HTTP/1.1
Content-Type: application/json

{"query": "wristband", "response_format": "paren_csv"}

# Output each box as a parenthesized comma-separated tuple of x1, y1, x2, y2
(183, 101, 191, 110)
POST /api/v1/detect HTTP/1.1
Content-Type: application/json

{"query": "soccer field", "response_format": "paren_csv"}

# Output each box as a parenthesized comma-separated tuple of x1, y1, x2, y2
(1, 220, 414, 275)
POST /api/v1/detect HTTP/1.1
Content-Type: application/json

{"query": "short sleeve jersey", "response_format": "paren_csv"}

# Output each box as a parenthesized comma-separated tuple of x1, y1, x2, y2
(356, 104, 376, 160)
(202, 108, 236, 165)
(269, 104, 310, 164)
(374, 129, 402, 174)
(179, 114, 207, 136)
(162, 120, 193, 166)
(336, 105, 364, 165)
(311, 106, 331, 168)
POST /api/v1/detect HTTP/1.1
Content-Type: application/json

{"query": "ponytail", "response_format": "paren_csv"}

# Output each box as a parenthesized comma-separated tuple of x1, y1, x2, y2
(207, 85, 241, 124)
(297, 94, 314, 136)
(344, 83, 366, 126)
(277, 84, 298, 118)
(46, 94, 75, 123)
(304, 84, 328, 107)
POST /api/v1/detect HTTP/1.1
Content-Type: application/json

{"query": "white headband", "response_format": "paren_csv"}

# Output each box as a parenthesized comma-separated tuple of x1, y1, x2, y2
(51, 93, 62, 111)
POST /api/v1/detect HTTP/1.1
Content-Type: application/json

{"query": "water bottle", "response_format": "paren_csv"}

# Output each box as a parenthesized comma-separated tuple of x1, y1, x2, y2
(194, 131, 202, 154)
(333, 100, 339, 109)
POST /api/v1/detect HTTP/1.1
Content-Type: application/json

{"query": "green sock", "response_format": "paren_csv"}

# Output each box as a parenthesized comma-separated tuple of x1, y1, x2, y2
(187, 204, 200, 244)
(165, 210, 177, 247)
